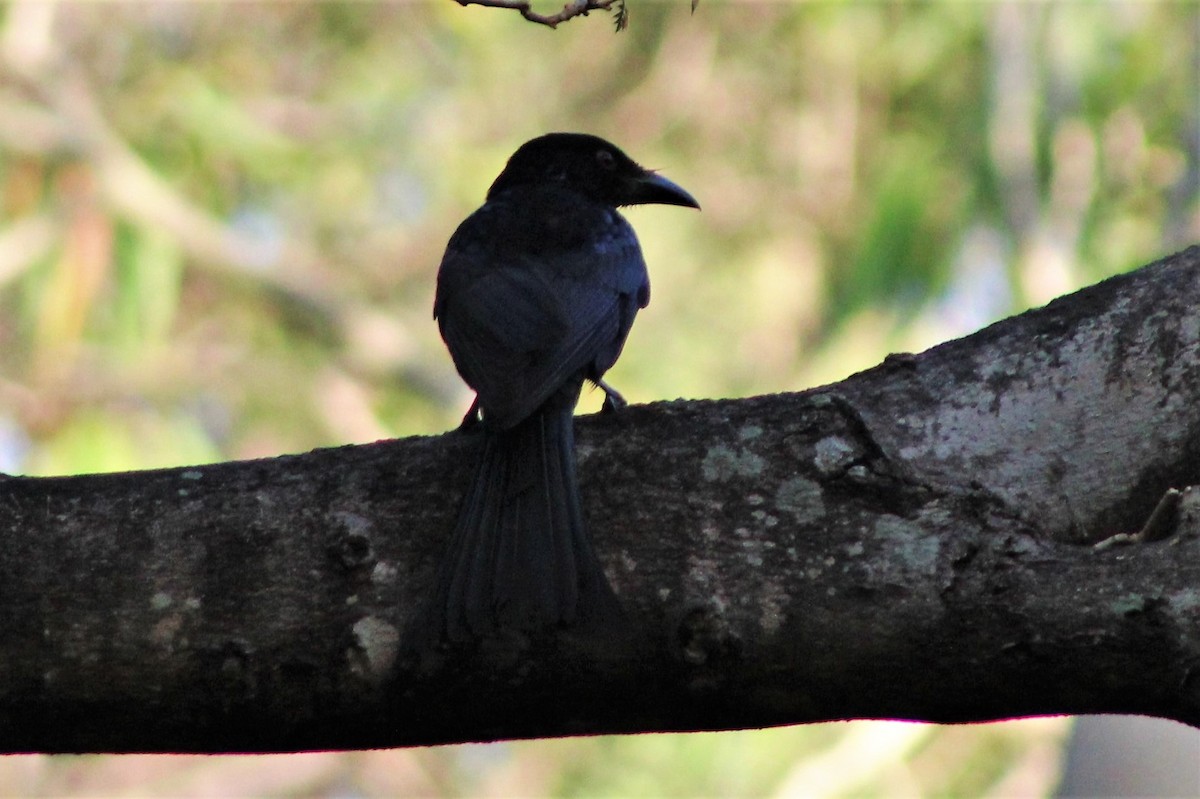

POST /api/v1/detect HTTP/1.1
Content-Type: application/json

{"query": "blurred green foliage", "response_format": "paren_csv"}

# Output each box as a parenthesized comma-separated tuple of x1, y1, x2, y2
(0, 1, 1195, 795)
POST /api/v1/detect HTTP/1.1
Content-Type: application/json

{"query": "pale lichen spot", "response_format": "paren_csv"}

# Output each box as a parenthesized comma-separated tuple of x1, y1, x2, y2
(575, 439, 597, 462)
(1168, 589, 1200, 614)
(150, 614, 183, 649)
(371, 561, 398, 585)
(685, 554, 730, 615)
(150, 591, 172, 611)
(774, 476, 825, 521)
(352, 616, 400, 680)
(757, 579, 787, 635)
(739, 425, 763, 441)
(180, 470, 204, 481)
(874, 514, 939, 575)
(813, 436, 858, 476)
(333, 510, 373, 536)
(750, 509, 779, 528)
(1110, 594, 1148, 616)
(701, 445, 766, 482)
(917, 504, 954, 529)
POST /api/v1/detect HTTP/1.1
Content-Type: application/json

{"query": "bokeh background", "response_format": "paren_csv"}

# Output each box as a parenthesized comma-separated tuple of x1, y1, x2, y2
(0, 1, 1196, 796)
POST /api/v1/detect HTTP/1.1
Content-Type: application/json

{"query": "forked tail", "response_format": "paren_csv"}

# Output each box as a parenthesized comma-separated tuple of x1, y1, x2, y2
(413, 399, 622, 643)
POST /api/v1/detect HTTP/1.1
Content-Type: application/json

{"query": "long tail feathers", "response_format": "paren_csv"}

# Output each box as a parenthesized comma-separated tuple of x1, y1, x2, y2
(413, 403, 621, 644)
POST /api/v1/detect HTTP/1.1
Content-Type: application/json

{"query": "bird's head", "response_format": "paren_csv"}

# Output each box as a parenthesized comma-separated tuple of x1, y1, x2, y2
(487, 132, 700, 210)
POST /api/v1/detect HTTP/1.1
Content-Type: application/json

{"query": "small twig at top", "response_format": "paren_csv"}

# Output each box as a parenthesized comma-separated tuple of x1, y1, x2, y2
(456, 0, 618, 29)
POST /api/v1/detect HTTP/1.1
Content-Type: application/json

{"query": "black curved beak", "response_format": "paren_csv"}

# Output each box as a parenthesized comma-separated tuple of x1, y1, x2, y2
(625, 171, 701, 210)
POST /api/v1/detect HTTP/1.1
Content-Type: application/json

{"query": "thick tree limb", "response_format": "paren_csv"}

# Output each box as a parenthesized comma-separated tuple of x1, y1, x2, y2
(2, 247, 1199, 753)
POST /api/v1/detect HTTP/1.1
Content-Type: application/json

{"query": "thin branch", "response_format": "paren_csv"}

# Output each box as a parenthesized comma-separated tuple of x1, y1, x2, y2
(455, 0, 617, 29)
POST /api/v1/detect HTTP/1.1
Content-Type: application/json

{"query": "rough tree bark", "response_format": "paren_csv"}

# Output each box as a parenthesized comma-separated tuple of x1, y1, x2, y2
(1, 247, 1198, 753)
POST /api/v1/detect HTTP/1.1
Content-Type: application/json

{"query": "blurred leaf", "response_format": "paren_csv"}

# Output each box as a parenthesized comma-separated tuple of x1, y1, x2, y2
(24, 408, 220, 476)
(165, 72, 301, 182)
(835, 143, 958, 324)
(30, 166, 113, 382)
(112, 222, 184, 350)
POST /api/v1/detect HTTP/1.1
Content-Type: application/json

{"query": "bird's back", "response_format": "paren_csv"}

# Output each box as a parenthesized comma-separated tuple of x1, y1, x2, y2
(435, 185, 650, 429)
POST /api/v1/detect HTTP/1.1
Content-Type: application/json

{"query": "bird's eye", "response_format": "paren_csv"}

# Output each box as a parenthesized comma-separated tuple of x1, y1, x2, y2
(595, 149, 616, 170)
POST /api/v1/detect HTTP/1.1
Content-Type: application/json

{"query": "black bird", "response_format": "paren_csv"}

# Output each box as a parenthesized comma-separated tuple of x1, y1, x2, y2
(422, 132, 698, 642)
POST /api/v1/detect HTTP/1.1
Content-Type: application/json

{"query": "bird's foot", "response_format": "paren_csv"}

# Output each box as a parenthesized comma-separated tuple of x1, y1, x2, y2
(596, 378, 627, 414)
(458, 397, 483, 430)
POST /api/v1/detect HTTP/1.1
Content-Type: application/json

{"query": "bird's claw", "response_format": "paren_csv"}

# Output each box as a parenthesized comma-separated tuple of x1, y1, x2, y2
(458, 397, 484, 431)
(596, 378, 627, 414)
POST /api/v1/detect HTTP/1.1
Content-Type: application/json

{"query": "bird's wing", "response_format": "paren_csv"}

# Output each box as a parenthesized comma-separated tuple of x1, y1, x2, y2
(438, 260, 568, 420)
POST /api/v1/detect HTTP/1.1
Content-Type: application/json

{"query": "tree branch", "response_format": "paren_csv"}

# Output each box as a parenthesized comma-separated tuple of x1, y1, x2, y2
(2, 247, 1199, 752)
(454, 0, 618, 29)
